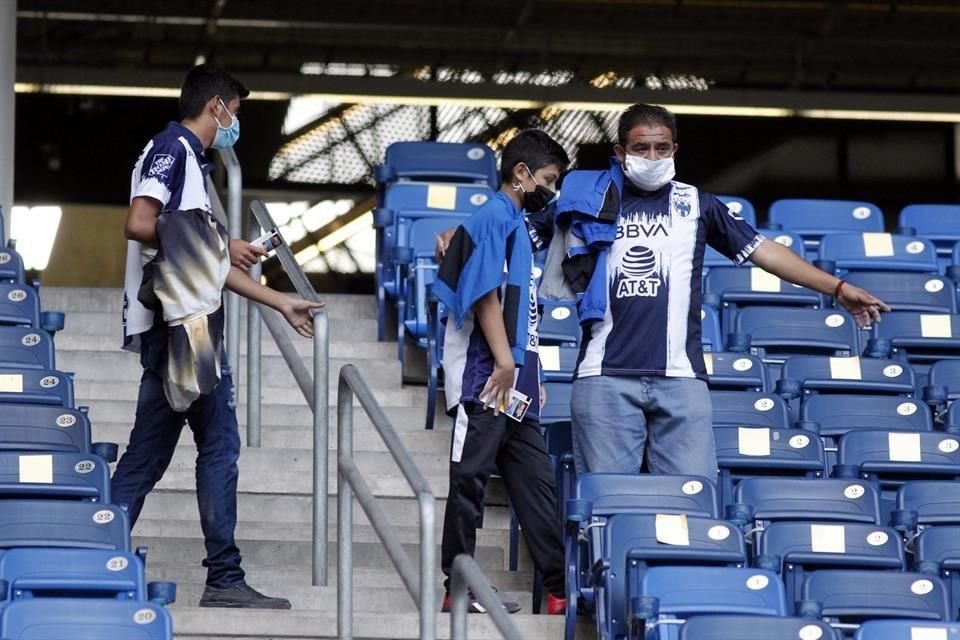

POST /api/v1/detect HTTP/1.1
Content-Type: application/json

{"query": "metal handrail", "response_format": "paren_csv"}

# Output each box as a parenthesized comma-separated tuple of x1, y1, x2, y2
(450, 555, 523, 640)
(338, 364, 436, 640)
(220, 147, 244, 387)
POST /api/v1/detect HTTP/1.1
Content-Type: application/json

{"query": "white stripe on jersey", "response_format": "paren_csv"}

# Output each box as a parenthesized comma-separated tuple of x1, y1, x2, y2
(451, 404, 470, 463)
(442, 310, 474, 413)
(576, 297, 611, 378)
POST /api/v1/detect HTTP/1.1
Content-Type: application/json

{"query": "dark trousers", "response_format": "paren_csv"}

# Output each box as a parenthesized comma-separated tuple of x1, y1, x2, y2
(111, 363, 245, 588)
(441, 403, 565, 597)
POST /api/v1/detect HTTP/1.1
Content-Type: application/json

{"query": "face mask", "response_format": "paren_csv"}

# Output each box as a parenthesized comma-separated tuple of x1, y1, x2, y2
(513, 163, 557, 213)
(622, 153, 675, 191)
(211, 99, 240, 149)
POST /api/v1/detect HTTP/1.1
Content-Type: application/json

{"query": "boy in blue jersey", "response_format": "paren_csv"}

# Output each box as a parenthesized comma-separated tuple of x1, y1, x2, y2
(432, 130, 568, 615)
(554, 104, 889, 479)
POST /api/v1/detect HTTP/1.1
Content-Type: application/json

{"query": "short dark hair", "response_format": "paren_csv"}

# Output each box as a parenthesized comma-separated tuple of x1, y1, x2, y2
(179, 64, 250, 120)
(499, 129, 570, 184)
(617, 104, 677, 146)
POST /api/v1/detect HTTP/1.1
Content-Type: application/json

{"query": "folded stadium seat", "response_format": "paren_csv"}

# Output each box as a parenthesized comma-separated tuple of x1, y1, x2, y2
(701, 305, 722, 353)
(755, 521, 905, 605)
(564, 474, 720, 640)
(541, 381, 574, 514)
(0, 405, 103, 455)
(855, 620, 960, 640)
(923, 359, 960, 418)
(0, 451, 110, 502)
(837, 430, 960, 490)
(702, 230, 804, 279)
(0, 598, 172, 640)
(914, 526, 960, 620)
(0, 367, 74, 407)
(731, 308, 859, 380)
(843, 273, 957, 314)
(778, 355, 916, 423)
(702, 353, 768, 392)
(892, 481, 960, 534)
(868, 312, 960, 376)
(767, 199, 884, 259)
(679, 615, 838, 640)
(634, 567, 785, 640)
(590, 516, 747, 640)
(713, 426, 825, 508)
(716, 196, 757, 228)
(818, 233, 938, 276)
(0, 248, 25, 285)
(710, 390, 790, 429)
(375, 141, 499, 187)
(705, 266, 826, 332)
(898, 204, 960, 272)
(0, 548, 147, 601)
(0, 326, 55, 370)
(0, 500, 128, 551)
(538, 301, 580, 383)
(801, 570, 949, 626)
(0, 284, 40, 327)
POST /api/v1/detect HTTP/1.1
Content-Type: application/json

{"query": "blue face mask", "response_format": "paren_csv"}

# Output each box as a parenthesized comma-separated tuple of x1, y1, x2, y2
(211, 99, 240, 149)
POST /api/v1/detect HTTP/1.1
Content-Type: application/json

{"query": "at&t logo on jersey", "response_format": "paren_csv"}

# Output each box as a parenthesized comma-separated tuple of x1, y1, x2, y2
(615, 245, 661, 298)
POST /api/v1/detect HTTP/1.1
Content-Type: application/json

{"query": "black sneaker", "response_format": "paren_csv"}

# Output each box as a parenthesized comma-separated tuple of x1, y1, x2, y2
(199, 581, 292, 609)
(441, 587, 521, 614)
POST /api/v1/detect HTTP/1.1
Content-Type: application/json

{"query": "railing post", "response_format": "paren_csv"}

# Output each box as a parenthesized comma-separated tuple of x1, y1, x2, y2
(337, 373, 354, 639)
(450, 557, 469, 640)
(419, 493, 437, 640)
(221, 148, 243, 387)
(246, 212, 262, 448)
(313, 309, 330, 586)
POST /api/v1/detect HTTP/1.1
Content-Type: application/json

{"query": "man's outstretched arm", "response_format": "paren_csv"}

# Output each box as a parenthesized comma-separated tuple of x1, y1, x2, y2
(225, 267, 325, 338)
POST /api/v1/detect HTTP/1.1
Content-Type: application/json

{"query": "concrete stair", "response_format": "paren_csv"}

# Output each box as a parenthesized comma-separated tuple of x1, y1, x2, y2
(41, 288, 579, 639)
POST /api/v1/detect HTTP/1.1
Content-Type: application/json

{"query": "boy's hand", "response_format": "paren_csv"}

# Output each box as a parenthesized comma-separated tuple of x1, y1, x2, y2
(229, 239, 268, 269)
(281, 299, 327, 338)
(434, 228, 457, 262)
(480, 363, 514, 416)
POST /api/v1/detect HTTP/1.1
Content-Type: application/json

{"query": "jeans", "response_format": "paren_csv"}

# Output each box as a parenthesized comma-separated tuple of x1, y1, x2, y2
(570, 375, 717, 482)
(111, 359, 244, 588)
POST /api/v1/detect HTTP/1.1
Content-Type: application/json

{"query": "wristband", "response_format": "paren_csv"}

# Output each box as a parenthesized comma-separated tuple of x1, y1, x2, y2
(834, 279, 846, 300)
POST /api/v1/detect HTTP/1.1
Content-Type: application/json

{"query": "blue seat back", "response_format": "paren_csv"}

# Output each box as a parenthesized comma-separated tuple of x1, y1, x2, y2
(915, 526, 960, 570)
(0, 367, 74, 407)
(875, 312, 960, 364)
(802, 570, 949, 622)
(0, 599, 172, 639)
(839, 430, 960, 482)
(801, 395, 931, 439)
(716, 196, 757, 227)
(703, 231, 804, 271)
(734, 478, 881, 525)
(897, 481, 960, 527)
(928, 359, 960, 400)
(641, 566, 785, 617)
(819, 233, 938, 274)
(781, 356, 916, 397)
(576, 473, 719, 519)
(702, 305, 722, 352)
(706, 268, 824, 331)
(899, 204, 960, 255)
(768, 199, 884, 252)
(0, 500, 129, 551)
(679, 615, 836, 640)
(0, 451, 110, 502)
(703, 353, 768, 392)
(844, 272, 956, 314)
(856, 620, 960, 640)
(0, 248, 25, 284)
(713, 426, 825, 477)
(0, 548, 145, 600)
(735, 307, 859, 362)
(378, 141, 498, 186)
(0, 326, 55, 370)
(539, 301, 579, 345)
(540, 381, 571, 426)
(0, 284, 40, 327)
(0, 404, 90, 452)
(711, 391, 790, 429)
(401, 217, 465, 342)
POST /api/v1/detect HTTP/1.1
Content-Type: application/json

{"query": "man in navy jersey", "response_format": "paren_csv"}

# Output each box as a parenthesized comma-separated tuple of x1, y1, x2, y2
(556, 104, 888, 479)
(432, 130, 568, 615)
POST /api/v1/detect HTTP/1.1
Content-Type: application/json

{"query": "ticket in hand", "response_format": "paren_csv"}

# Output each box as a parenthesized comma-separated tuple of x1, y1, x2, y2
(252, 229, 284, 254)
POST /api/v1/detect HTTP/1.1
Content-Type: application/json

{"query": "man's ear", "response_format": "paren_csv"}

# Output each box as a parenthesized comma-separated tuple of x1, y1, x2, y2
(613, 144, 626, 163)
(672, 142, 679, 157)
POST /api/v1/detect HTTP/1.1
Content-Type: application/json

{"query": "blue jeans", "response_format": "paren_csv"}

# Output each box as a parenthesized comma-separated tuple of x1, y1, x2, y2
(570, 375, 717, 481)
(111, 358, 244, 588)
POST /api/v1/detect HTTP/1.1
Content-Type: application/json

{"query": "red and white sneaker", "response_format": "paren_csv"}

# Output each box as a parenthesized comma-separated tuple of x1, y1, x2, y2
(546, 593, 567, 615)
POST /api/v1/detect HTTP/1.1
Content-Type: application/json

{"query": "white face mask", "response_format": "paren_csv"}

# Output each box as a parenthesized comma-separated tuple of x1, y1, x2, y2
(622, 153, 676, 191)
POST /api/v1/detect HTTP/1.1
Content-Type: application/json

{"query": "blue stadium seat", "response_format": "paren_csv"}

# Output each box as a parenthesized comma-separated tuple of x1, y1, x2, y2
(802, 570, 949, 623)
(780, 356, 916, 400)
(898, 204, 960, 265)
(0, 599, 172, 640)
(733, 307, 859, 365)
(376, 141, 499, 186)
(716, 196, 757, 227)
(843, 273, 957, 314)
(0, 367, 74, 407)
(703, 353, 768, 392)
(856, 620, 960, 640)
(0, 326, 55, 370)
(0, 284, 39, 327)
(729, 478, 881, 529)
(0, 248, 25, 285)
(593, 516, 748, 640)
(0, 405, 91, 453)
(870, 312, 960, 367)
(837, 430, 960, 489)
(705, 267, 825, 331)
(756, 521, 905, 605)
(894, 481, 960, 531)
(0, 451, 110, 502)
(925, 359, 960, 404)
(914, 526, 960, 620)
(0, 548, 145, 601)
(819, 233, 938, 275)
(0, 501, 129, 551)
(679, 615, 837, 640)
(710, 391, 790, 429)
(713, 426, 825, 508)
(703, 230, 804, 273)
(768, 199, 884, 257)
(636, 567, 785, 640)
(539, 301, 580, 383)
(702, 305, 722, 353)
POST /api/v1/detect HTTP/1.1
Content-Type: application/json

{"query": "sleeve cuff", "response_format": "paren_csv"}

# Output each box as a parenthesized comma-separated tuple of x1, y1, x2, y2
(131, 178, 172, 207)
(735, 234, 766, 266)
